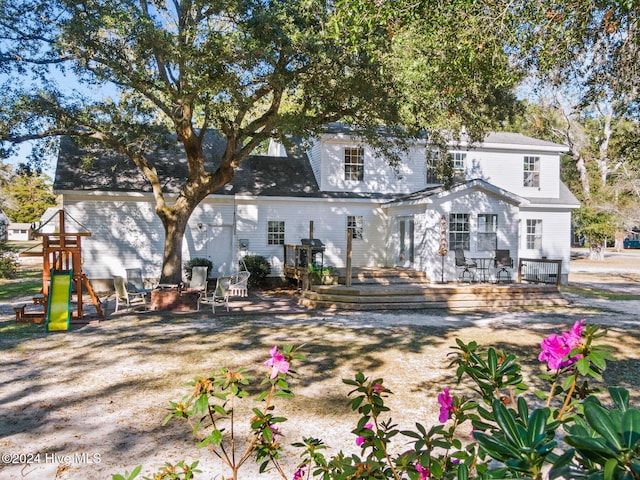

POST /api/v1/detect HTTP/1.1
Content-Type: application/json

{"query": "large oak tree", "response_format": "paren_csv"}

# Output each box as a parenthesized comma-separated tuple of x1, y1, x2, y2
(0, 0, 522, 283)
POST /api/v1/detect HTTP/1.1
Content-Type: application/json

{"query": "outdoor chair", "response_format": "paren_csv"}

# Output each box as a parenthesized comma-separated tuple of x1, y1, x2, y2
(113, 275, 149, 312)
(125, 268, 152, 294)
(199, 276, 231, 313)
(228, 271, 250, 297)
(454, 247, 477, 282)
(494, 249, 514, 283)
(190, 266, 209, 292)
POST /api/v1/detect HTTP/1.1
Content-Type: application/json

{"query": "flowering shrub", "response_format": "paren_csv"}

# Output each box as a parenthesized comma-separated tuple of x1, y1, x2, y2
(114, 321, 640, 480)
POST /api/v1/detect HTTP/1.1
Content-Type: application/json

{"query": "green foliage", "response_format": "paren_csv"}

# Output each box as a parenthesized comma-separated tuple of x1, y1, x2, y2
(0, 241, 18, 279)
(574, 207, 616, 249)
(182, 257, 212, 281)
(115, 324, 640, 480)
(309, 263, 339, 285)
(242, 255, 271, 289)
(1, 170, 56, 223)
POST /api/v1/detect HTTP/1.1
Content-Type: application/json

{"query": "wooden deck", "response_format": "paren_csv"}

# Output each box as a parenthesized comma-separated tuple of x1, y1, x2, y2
(298, 267, 568, 311)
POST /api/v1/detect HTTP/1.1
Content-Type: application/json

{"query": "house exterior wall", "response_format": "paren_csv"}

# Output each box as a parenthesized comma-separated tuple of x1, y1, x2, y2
(61, 193, 390, 286)
(385, 189, 520, 283)
(7, 223, 33, 241)
(317, 139, 427, 194)
(518, 207, 573, 284)
(462, 148, 560, 199)
(234, 196, 388, 275)
(61, 195, 166, 284)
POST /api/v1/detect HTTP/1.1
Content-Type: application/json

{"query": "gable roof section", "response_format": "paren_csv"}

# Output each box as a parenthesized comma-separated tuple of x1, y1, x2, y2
(383, 179, 528, 208)
(54, 134, 318, 197)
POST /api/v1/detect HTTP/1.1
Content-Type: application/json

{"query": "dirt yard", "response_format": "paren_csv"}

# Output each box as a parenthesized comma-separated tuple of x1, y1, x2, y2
(1, 249, 639, 480)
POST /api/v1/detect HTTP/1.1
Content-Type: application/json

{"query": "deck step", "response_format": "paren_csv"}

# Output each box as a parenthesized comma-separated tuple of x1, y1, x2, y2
(299, 281, 568, 311)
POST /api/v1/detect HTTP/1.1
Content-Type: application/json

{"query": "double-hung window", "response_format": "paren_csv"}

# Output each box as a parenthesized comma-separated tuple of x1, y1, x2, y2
(449, 213, 470, 250)
(524, 156, 540, 187)
(347, 215, 364, 240)
(477, 214, 497, 251)
(450, 152, 466, 172)
(344, 147, 364, 181)
(267, 220, 285, 245)
(526, 219, 543, 250)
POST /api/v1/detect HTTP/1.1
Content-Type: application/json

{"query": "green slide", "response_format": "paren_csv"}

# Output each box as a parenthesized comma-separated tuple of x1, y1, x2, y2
(46, 270, 73, 332)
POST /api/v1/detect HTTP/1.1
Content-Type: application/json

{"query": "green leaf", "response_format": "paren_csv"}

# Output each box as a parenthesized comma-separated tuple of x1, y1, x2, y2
(527, 408, 550, 447)
(604, 457, 618, 480)
(621, 409, 640, 450)
(473, 431, 522, 458)
(609, 387, 630, 412)
(457, 462, 469, 480)
(584, 402, 622, 451)
(576, 356, 590, 375)
(493, 400, 524, 448)
(194, 394, 209, 415)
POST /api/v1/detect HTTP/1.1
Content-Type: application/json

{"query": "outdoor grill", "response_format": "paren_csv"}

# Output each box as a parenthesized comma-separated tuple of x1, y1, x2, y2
(300, 238, 325, 268)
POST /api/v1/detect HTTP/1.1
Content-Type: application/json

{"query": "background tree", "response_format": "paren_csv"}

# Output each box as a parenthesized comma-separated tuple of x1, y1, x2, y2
(509, 1, 640, 259)
(1, 166, 57, 223)
(0, 0, 523, 283)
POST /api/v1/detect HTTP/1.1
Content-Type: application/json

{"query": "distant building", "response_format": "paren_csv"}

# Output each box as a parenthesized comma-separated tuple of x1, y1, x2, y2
(7, 223, 34, 241)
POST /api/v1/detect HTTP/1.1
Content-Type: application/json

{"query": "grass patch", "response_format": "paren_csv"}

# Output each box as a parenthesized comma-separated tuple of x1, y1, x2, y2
(560, 285, 640, 301)
(0, 319, 45, 344)
(0, 276, 42, 302)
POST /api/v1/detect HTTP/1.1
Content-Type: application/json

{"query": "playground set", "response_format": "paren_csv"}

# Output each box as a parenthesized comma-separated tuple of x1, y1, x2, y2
(14, 210, 104, 331)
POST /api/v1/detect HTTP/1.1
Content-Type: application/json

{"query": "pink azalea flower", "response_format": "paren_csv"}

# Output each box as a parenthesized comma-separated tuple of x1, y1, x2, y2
(356, 423, 373, 446)
(539, 320, 586, 370)
(416, 463, 430, 479)
(264, 346, 290, 379)
(372, 383, 383, 393)
(292, 464, 305, 480)
(562, 319, 586, 349)
(437, 388, 454, 423)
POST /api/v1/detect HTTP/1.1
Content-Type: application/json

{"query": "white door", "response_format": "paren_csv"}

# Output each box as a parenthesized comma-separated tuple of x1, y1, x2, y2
(397, 217, 415, 267)
(206, 225, 233, 275)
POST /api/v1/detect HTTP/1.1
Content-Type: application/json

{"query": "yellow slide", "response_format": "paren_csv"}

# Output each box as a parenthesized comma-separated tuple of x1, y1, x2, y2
(46, 271, 73, 332)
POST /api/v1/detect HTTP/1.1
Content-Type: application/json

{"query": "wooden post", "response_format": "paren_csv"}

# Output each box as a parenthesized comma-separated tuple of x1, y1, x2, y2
(309, 221, 314, 239)
(346, 230, 352, 287)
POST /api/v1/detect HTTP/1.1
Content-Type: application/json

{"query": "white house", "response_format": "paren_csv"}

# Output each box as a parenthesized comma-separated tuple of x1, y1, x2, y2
(53, 125, 579, 288)
(7, 222, 34, 241)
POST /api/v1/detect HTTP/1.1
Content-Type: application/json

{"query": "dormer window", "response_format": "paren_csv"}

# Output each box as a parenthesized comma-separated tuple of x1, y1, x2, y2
(344, 147, 364, 181)
(524, 156, 540, 187)
(450, 152, 466, 172)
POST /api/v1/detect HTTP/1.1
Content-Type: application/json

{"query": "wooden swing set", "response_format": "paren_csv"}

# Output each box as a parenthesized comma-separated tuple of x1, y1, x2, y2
(15, 210, 104, 322)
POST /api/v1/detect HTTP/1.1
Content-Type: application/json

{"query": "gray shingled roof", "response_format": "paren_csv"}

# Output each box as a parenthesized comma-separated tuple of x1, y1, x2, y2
(54, 133, 326, 197)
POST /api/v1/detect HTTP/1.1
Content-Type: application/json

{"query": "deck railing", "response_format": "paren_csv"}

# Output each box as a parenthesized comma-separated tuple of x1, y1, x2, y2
(517, 258, 563, 286)
(283, 244, 313, 289)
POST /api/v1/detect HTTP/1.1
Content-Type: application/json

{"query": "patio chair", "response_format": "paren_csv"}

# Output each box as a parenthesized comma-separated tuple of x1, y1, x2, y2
(454, 247, 477, 282)
(228, 270, 250, 297)
(113, 275, 149, 312)
(190, 266, 208, 292)
(199, 276, 231, 313)
(125, 268, 152, 294)
(494, 249, 514, 283)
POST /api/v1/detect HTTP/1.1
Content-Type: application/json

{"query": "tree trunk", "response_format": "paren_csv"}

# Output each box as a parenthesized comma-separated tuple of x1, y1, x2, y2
(160, 216, 189, 284)
(588, 242, 605, 261)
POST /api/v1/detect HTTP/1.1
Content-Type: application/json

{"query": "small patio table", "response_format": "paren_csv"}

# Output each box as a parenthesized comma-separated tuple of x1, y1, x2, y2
(471, 257, 493, 282)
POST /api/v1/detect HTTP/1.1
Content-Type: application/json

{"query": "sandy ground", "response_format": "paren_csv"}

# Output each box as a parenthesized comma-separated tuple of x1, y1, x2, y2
(1, 249, 640, 480)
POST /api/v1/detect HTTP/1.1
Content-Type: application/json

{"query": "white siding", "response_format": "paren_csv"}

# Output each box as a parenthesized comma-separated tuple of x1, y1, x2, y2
(519, 208, 573, 283)
(462, 149, 560, 199)
(385, 189, 520, 282)
(307, 139, 322, 187)
(319, 141, 427, 194)
(235, 197, 388, 274)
